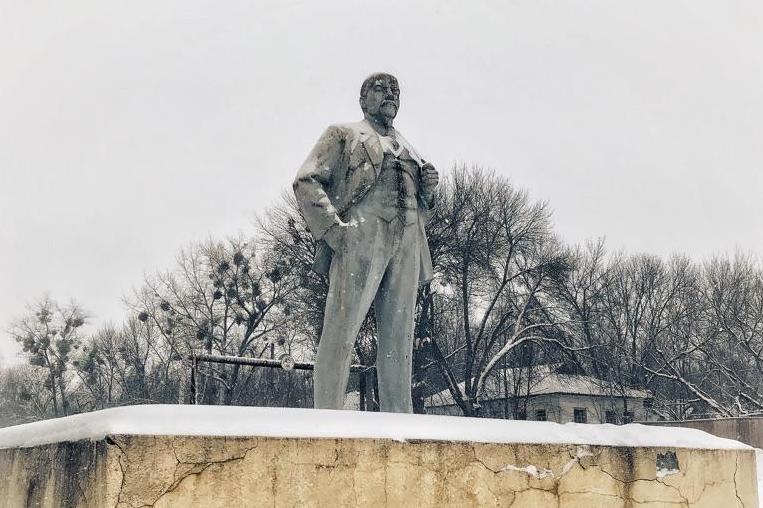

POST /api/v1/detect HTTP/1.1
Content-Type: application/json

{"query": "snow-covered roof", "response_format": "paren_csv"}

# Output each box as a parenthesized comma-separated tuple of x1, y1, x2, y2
(425, 367, 650, 408)
(0, 404, 748, 451)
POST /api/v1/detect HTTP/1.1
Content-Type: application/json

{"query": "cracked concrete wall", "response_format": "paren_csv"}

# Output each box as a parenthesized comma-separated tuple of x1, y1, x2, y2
(0, 436, 758, 507)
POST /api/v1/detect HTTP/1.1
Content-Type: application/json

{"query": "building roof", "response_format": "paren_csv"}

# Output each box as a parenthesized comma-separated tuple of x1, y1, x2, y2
(425, 365, 650, 407)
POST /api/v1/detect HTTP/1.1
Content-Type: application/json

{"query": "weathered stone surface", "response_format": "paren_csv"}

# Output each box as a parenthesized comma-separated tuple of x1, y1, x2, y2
(0, 435, 757, 507)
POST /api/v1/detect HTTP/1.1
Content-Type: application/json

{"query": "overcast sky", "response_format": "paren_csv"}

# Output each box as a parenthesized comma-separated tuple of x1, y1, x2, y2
(1, 0, 762, 365)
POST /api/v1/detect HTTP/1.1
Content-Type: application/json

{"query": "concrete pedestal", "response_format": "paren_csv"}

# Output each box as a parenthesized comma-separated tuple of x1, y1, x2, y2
(0, 406, 757, 507)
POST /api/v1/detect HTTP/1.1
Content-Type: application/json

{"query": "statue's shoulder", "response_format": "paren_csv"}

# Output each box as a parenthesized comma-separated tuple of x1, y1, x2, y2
(329, 120, 366, 134)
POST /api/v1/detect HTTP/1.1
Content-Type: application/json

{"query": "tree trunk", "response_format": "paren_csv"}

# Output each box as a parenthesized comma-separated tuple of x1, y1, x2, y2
(48, 370, 59, 417)
(428, 337, 474, 416)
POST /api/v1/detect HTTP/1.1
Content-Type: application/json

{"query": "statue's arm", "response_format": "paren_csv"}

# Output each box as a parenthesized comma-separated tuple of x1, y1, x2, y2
(292, 125, 346, 241)
(420, 187, 436, 209)
(418, 160, 438, 219)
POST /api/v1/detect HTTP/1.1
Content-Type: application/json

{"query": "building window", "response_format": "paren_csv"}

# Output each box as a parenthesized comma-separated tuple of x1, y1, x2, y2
(573, 408, 587, 424)
(605, 411, 616, 424)
(643, 398, 653, 409)
(535, 409, 547, 421)
(623, 411, 634, 424)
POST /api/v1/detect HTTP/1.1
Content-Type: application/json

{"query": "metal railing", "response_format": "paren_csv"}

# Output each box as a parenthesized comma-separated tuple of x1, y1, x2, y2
(188, 353, 374, 408)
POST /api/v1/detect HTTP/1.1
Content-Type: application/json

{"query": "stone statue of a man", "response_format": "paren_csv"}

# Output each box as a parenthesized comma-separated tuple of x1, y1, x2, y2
(293, 73, 439, 413)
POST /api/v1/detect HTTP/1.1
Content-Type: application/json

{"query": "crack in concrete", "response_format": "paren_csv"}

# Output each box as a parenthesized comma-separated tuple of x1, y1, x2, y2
(110, 437, 259, 508)
(588, 461, 691, 506)
(470, 445, 591, 483)
(558, 489, 627, 501)
(107, 436, 129, 508)
(100, 437, 752, 507)
(471, 446, 695, 506)
(139, 438, 260, 508)
(734, 453, 745, 508)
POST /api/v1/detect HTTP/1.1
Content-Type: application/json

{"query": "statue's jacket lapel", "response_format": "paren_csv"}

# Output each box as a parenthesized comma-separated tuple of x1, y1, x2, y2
(335, 120, 382, 217)
(360, 128, 383, 176)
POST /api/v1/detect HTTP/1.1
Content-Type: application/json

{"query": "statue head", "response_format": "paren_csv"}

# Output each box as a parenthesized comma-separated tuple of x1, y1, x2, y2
(359, 73, 400, 127)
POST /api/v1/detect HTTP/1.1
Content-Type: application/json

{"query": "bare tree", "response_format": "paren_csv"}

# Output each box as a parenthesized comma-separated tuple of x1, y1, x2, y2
(9, 296, 87, 416)
(257, 192, 329, 348)
(128, 237, 300, 405)
(421, 167, 579, 416)
(549, 239, 610, 376)
(70, 316, 184, 410)
(638, 254, 763, 418)
(0, 365, 55, 425)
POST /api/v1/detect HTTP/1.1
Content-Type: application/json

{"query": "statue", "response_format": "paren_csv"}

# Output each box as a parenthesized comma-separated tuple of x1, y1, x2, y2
(293, 73, 439, 413)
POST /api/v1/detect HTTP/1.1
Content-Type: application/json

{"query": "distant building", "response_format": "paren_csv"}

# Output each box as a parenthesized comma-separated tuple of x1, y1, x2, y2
(424, 365, 653, 424)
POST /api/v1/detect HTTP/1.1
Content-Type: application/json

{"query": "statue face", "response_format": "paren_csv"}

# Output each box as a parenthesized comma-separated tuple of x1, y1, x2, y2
(361, 75, 400, 123)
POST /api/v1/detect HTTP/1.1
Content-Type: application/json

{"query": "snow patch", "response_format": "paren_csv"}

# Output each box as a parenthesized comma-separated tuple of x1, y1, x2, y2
(502, 464, 554, 479)
(501, 445, 593, 479)
(656, 467, 680, 479)
(0, 405, 753, 451)
(560, 446, 594, 476)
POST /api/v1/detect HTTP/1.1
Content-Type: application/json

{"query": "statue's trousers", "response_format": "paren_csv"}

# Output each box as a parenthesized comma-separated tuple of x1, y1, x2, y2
(313, 208, 421, 413)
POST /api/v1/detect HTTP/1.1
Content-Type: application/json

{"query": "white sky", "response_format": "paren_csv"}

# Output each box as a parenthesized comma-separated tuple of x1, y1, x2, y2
(1, 0, 762, 365)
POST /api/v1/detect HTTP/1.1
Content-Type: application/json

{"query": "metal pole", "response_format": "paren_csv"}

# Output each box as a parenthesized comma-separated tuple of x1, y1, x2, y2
(189, 356, 198, 405)
(359, 371, 367, 411)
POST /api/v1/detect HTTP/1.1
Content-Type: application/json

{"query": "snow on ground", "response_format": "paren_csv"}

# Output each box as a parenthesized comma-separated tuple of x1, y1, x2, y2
(0, 405, 752, 451)
(757, 449, 763, 508)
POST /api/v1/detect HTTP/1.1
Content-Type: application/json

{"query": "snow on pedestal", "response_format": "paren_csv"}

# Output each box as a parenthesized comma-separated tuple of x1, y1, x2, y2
(0, 404, 752, 450)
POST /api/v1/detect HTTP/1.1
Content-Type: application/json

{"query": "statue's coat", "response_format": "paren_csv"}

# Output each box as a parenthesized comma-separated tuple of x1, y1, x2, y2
(293, 119, 434, 283)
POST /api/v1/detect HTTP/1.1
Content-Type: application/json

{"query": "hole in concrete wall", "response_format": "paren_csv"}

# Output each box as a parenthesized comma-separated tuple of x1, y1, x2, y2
(656, 450, 680, 478)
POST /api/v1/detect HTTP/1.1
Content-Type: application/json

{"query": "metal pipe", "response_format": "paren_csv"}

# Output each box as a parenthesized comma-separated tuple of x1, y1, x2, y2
(188, 353, 372, 373)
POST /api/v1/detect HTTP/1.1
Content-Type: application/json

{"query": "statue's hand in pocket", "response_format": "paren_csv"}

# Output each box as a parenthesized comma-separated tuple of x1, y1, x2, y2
(323, 223, 345, 252)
